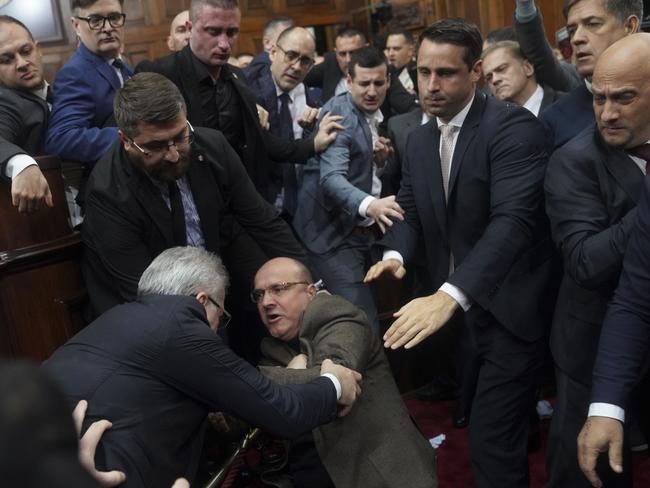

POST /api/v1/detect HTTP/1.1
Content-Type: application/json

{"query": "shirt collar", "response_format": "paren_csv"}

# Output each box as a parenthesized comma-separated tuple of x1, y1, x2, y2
(584, 78, 592, 94)
(421, 112, 431, 125)
(522, 84, 544, 116)
(436, 93, 474, 129)
(364, 108, 384, 128)
(273, 78, 305, 102)
(190, 50, 230, 84)
(30, 80, 49, 101)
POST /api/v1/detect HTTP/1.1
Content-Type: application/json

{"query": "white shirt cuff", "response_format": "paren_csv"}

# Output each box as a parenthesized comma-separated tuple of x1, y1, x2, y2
(6, 153, 38, 179)
(358, 195, 376, 218)
(588, 402, 625, 423)
(439, 282, 472, 311)
(321, 373, 342, 400)
(382, 250, 404, 264)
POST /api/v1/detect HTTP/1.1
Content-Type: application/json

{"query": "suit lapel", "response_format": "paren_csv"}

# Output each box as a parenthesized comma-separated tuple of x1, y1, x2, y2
(598, 133, 645, 202)
(121, 150, 176, 246)
(447, 94, 484, 197)
(417, 121, 448, 239)
(186, 147, 223, 251)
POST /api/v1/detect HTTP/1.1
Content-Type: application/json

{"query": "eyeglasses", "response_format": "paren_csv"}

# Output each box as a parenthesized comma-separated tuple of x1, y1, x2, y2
(75, 13, 126, 30)
(130, 120, 195, 158)
(250, 281, 309, 304)
(207, 296, 232, 328)
(276, 45, 315, 70)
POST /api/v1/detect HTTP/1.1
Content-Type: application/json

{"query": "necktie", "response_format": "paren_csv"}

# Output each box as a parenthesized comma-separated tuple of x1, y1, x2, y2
(45, 85, 53, 105)
(112, 58, 130, 86)
(168, 181, 187, 246)
(278, 92, 294, 139)
(628, 143, 650, 173)
(439, 124, 457, 200)
(278, 92, 299, 215)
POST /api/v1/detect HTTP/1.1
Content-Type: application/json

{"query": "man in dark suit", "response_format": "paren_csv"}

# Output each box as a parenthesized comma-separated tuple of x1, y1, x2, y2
(138, 0, 338, 203)
(0, 15, 52, 213)
(255, 257, 437, 488)
(304, 27, 418, 122)
(245, 26, 322, 218)
(43, 246, 362, 488)
(544, 32, 650, 488)
(365, 19, 552, 487)
(538, 0, 642, 151)
(243, 16, 294, 84)
(482, 40, 564, 116)
(45, 0, 133, 164)
(384, 28, 417, 95)
(293, 47, 403, 332)
(82, 72, 304, 366)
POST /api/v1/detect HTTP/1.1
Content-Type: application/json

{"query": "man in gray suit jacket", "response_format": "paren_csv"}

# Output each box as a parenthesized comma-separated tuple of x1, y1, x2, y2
(0, 15, 52, 213)
(293, 47, 404, 331)
(254, 257, 437, 488)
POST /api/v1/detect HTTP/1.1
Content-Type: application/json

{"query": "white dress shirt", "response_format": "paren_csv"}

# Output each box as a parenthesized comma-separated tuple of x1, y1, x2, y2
(522, 84, 544, 117)
(382, 95, 476, 311)
(274, 79, 308, 139)
(358, 110, 385, 224)
(4, 81, 51, 180)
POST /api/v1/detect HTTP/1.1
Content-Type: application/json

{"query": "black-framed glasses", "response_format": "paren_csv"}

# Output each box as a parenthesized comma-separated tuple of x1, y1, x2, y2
(207, 296, 232, 328)
(276, 45, 315, 70)
(250, 281, 309, 304)
(130, 120, 195, 158)
(75, 13, 126, 30)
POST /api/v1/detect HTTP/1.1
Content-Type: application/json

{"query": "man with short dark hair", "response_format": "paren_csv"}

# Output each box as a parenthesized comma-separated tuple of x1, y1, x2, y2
(365, 18, 552, 487)
(293, 47, 403, 333)
(45, 0, 133, 164)
(537, 0, 642, 150)
(548, 33, 650, 488)
(254, 257, 438, 488)
(43, 246, 363, 488)
(304, 27, 418, 119)
(482, 40, 563, 116)
(385, 28, 416, 94)
(243, 16, 294, 85)
(0, 15, 52, 213)
(166, 10, 190, 52)
(82, 71, 305, 347)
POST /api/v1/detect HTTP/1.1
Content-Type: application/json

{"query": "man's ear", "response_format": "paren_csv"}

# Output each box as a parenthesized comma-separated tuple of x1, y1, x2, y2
(470, 59, 482, 83)
(117, 129, 131, 147)
(625, 15, 640, 34)
(307, 283, 318, 298)
(523, 59, 535, 78)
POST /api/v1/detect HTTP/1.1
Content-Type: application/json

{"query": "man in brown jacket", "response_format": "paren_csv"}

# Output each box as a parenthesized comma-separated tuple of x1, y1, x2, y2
(254, 257, 437, 488)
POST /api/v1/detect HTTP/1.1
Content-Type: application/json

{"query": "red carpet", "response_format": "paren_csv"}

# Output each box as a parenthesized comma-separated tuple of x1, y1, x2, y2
(406, 398, 650, 487)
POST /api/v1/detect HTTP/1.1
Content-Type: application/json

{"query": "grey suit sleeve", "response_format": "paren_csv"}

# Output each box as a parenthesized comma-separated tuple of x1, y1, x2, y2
(545, 145, 636, 289)
(0, 92, 29, 172)
(513, 8, 581, 92)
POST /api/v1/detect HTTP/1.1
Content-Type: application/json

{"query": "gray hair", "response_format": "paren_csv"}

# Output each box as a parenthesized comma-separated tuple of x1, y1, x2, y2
(190, 0, 239, 22)
(137, 247, 229, 299)
(113, 72, 186, 138)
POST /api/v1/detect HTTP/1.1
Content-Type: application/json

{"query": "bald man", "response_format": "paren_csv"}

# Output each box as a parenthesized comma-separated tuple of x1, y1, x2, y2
(166, 10, 190, 52)
(254, 257, 437, 488)
(245, 27, 322, 218)
(545, 33, 650, 488)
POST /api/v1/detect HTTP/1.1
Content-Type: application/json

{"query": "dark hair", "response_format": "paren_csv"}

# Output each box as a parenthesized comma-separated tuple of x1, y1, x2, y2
(113, 73, 187, 137)
(348, 46, 389, 78)
(336, 26, 367, 44)
(563, 0, 643, 20)
(190, 0, 239, 22)
(387, 27, 414, 45)
(71, 0, 124, 11)
(481, 40, 527, 62)
(263, 16, 294, 39)
(418, 18, 483, 70)
(484, 25, 516, 46)
(0, 15, 34, 41)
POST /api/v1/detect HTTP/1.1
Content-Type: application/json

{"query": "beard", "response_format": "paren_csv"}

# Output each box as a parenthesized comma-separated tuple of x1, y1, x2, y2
(131, 147, 192, 182)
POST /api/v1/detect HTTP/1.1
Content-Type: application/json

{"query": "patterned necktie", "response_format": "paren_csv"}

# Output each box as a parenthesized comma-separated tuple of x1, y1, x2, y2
(439, 124, 457, 200)
(628, 143, 650, 173)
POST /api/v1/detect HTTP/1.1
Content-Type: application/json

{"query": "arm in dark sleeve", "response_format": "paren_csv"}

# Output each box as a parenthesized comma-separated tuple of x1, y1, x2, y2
(163, 312, 338, 439)
(448, 107, 548, 303)
(591, 178, 650, 408)
(385, 79, 419, 115)
(544, 145, 637, 289)
(0, 92, 28, 174)
(513, 7, 581, 92)
(45, 65, 117, 162)
(264, 130, 315, 164)
(304, 62, 325, 89)
(217, 133, 306, 261)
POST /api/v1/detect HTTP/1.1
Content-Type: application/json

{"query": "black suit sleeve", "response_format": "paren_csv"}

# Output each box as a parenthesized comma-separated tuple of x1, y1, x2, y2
(591, 178, 650, 408)
(0, 91, 29, 172)
(304, 61, 325, 88)
(217, 133, 306, 261)
(163, 310, 338, 439)
(545, 144, 637, 289)
(385, 78, 419, 115)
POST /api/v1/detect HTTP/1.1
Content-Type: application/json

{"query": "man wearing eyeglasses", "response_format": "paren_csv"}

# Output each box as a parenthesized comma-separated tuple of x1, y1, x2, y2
(43, 247, 364, 488)
(245, 26, 322, 219)
(253, 257, 437, 488)
(45, 0, 132, 166)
